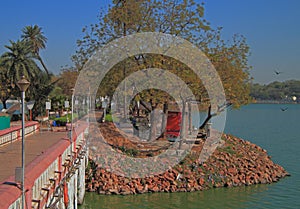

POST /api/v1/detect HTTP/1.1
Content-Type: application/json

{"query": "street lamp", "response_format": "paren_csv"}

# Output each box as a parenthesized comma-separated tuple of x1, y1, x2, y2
(17, 76, 30, 209)
(70, 88, 74, 152)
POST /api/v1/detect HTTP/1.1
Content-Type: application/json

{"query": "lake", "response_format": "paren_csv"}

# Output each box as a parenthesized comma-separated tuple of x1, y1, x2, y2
(80, 104, 300, 208)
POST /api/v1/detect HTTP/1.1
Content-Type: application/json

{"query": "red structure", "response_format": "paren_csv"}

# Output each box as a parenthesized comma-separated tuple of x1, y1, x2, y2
(166, 111, 182, 138)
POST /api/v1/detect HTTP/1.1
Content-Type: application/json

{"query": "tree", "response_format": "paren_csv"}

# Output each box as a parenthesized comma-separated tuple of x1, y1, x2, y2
(27, 71, 59, 118)
(0, 67, 14, 109)
(250, 80, 300, 102)
(48, 86, 67, 115)
(0, 26, 55, 118)
(72, 0, 210, 69)
(73, 0, 252, 138)
(56, 67, 79, 96)
(21, 25, 49, 75)
(0, 40, 41, 83)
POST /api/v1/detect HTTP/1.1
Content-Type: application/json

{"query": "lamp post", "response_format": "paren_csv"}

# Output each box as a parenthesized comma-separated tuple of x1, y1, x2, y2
(17, 76, 30, 209)
(70, 88, 74, 153)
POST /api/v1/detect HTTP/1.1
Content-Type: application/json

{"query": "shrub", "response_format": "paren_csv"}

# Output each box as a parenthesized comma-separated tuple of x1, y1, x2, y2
(104, 114, 119, 122)
(53, 113, 78, 126)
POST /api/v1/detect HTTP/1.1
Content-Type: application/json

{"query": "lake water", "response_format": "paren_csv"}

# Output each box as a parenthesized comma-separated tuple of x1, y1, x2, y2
(81, 104, 300, 208)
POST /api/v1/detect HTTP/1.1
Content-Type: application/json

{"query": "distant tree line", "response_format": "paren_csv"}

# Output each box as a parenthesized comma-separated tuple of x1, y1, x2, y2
(250, 80, 300, 103)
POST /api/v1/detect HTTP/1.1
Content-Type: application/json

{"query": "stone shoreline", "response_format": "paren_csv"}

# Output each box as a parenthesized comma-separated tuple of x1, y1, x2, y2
(85, 125, 289, 195)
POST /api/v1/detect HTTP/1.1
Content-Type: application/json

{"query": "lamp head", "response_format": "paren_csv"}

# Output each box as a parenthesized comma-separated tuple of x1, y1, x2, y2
(17, 76, 30, 92)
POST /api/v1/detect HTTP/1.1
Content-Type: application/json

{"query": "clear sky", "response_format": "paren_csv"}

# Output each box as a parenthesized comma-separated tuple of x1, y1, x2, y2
(0, 0, 299, 84)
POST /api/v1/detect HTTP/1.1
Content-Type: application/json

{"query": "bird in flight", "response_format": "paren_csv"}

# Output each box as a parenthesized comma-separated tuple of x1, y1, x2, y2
(280, 107, 288, 111)
(274, 70, 283, 75)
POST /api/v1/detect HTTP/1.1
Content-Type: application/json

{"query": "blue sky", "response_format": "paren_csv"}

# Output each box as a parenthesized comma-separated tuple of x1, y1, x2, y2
(0, 0, 299, 84)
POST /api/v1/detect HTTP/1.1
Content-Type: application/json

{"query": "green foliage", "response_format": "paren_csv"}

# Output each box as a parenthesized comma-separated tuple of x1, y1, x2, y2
(250, 80, 300, 102)
(119, 146, 139, 157)
(55, 67, 79, 96)
(48, 86, 67, 110)
(53, 113, 78, 126)
(218, 145, 236, 155)
(0, 39, 41, 82)
(29, 71, 58, 118)
(21, 25, 49, 75)
(72, 0, 253, 136)
(73, 0, 210, 69)
(53, 116, 68, 126)
(0, 68, 14, 109)
(0, 24, 53, 118)
(104, 114, 113, 122)
(73, 0, 252, 109)
(104, 113, 120, 122)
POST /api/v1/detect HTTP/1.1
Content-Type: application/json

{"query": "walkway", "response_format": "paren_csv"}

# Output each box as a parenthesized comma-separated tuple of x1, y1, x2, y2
(0, 130, 68, 183)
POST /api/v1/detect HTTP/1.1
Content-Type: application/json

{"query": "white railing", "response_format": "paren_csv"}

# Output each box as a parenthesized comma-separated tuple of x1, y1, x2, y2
(0, 121, 39, 146)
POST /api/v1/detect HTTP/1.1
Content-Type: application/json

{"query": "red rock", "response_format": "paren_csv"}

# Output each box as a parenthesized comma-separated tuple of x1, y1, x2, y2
(108, 189, 119, 194)
(219, 170, 225, 176)
(150, 186, 160, 192)
(85, 132, 289, 196)
(233, 177, 240, 185)
(225, 181, 232, 187)
(228, 167, 237, 175)
(130, 187, 136, 194)
(136, 185, 144, 194)
(198, 178, 205, 186)
(170, 185, 177, 192)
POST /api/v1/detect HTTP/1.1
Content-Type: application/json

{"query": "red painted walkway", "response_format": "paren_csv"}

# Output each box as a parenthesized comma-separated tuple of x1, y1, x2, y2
(0, 129, 68, 183)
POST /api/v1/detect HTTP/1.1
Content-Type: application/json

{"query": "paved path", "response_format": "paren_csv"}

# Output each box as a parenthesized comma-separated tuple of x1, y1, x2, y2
(0, 131, 67, 183)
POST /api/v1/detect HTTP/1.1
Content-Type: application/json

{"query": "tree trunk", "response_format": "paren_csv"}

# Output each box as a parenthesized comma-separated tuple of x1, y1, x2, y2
(140, 100, 151, 112)
(123, 14, 127, 119)
(1, 99, 7, 109)
(180, 101, 187, 140)
(188, 102, 192, 134)
(123, 65, 127, 119)
(161, 102, 168, 137)
(199, 105, 213, 130)
(38, 55, 49, 75)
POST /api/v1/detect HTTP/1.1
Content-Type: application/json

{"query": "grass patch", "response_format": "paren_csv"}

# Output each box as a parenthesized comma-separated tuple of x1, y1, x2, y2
(119, 146, 139, 157)
(218, 145, 236, 155)
(104, 114, 120, 122)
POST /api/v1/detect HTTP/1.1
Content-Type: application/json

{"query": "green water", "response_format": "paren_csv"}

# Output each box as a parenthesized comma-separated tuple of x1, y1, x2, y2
(80, 104, 300, 209)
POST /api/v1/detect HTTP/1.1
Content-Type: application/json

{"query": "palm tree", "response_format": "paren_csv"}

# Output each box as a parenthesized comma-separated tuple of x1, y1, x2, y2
(29, 71, 57, 117)
(0, 66, 13, 109)
(0, 39, 41, 83)
(21, 25, 49, 75)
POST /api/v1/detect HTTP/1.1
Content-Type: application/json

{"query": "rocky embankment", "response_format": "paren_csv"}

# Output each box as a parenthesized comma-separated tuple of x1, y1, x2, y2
(86, 123, 289, 195)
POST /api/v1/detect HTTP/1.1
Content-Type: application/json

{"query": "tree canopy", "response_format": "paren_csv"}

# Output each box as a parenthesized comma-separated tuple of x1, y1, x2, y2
(0, 25, 55, 118)
(21, 25, 49, 75)
(73, 0, 252, 109)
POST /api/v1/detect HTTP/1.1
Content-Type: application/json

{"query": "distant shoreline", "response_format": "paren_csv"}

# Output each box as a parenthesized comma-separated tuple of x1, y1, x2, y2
(251, 101, 299, 105)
